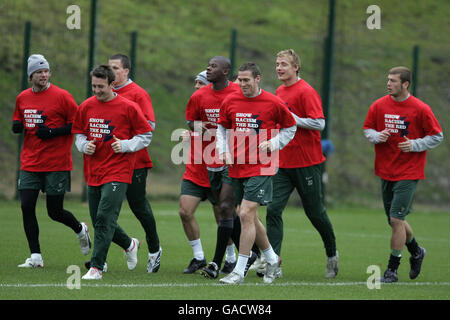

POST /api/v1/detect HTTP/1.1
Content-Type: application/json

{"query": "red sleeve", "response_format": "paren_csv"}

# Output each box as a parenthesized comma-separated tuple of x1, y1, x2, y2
(62, 91, 79, 124)
(363, 102, 378, 130)
(276, 97, 296, 128)
(218, 98, 232, 129)
(71, 103, 87, 134)
(129, 102, 153, 136)
(136, 91, 155, 123)
(301, 88, 324, 119)
(13, 94, 24, 122)
(421, 105, 442, 136)
(185, 93, 201, 122)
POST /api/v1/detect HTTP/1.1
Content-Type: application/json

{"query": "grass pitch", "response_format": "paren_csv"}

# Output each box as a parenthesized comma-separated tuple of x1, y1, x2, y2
(0, 199, 449, 301)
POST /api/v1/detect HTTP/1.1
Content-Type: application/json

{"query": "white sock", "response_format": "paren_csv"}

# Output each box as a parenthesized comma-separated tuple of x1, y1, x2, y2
(189, 239, 204, 260)
(31, 253, 43, 261)
(76, 224, 86, 238)
(234, 254, 249, 277)
(225, 244, 236, 263)
(262, 246, 278, 265)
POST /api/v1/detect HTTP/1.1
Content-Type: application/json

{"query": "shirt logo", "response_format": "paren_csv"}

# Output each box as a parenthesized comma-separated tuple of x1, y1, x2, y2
(384, 114, 410, 137)
(23, 109, 46, 128)
(89, 118, 115, 141)
(235, 113, 262, 134)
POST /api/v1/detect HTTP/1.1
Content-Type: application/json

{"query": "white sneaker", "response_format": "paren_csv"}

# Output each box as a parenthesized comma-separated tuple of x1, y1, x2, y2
(77, 222, 91, 255)
(18, 254, 44, 268)
(147, 247, 162, 273)
(82, 267, 102, 280)
(249, 252, 266, 271)
(125, 238, 140, 270)
(220, 271, 244, 285)
(263, 256, 282, 284)
(85, 261, 108, 273)
(326, 251, 339, 278)
(274, 266, 283, 278)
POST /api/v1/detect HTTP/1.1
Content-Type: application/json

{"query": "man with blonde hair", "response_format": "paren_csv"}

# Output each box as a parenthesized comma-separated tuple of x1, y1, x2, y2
(263, 49, 339, 279)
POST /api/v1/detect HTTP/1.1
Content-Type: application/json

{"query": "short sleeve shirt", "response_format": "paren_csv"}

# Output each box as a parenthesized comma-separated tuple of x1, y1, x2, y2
(13, 84, 78, 172)
(218, 89, 296, 178)
(363, 95, 442, 181)
(72, 95, 152, 186)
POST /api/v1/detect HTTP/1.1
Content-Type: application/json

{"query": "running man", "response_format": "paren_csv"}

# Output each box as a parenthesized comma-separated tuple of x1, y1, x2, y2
(179, 70, 237, 275)
(265, 49, 338, 278)
(217, 62, 297, 284)
(73, 65, 153, 280)
(184, 56, 245, 278)
(13, 54, 91, 268)
(363, 66, 443, 283)
(108, 54, 162, 273)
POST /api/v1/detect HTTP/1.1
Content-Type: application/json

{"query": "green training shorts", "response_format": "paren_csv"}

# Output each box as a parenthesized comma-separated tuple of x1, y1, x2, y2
(232, 175, 273, 206)
(381, 179, 418, 221)
(180, 179, 217, 205)
(18, 170, 71, 195)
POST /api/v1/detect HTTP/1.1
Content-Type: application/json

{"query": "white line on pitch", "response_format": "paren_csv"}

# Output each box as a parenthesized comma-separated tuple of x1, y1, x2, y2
(1, 281, 450, 288)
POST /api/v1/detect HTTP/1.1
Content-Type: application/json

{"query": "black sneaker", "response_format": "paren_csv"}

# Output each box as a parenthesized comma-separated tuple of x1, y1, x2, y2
(221, 260, 237, 274)
(183, 258, 207, 274)
(380, 268, 398, 283)
(409, 247, 426, 279)
(244, 251, 257, 276)
(200, 262, 219, 279)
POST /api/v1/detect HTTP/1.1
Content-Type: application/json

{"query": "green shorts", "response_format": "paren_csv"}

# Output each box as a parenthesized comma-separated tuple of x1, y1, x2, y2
(208, 166, 232, 194)
(180, 179, 217, 205)
(18, 170, 71, 195)
(232, 175, 273, 206)
(381, 179, 418, 221)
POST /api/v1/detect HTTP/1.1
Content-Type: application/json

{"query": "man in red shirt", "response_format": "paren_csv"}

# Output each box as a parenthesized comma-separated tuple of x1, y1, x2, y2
(217, 62, 297, 284)
(179, 70, 237, 275)
(363, 66, 443, 283)
(265, 49, 338, 279)
(184, 57, 246, 278)
(73, 65, 153, 280)
(12, 54, 91, 268)
(108, 54, 162, 274)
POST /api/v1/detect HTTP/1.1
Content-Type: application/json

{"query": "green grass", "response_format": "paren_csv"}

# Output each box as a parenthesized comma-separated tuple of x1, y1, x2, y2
(0, 199, 449, 300)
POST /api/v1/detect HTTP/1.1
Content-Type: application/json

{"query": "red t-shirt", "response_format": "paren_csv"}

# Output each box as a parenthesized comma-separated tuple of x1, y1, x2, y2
(72, 95, 152, 186)
(113, 81, 154, 169)
(13, 84, 78, 172)
(185, 82, 241, 168)
(276, 79, 326, 168)
(218, 90, 296, 178)
(363, 95, 442, 181)
(182, 131, 210, 187)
